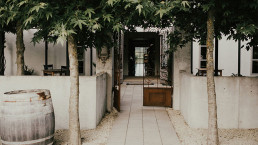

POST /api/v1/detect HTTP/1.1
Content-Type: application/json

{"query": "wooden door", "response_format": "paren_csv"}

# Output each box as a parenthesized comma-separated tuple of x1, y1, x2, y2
(143, 87, 172, 107)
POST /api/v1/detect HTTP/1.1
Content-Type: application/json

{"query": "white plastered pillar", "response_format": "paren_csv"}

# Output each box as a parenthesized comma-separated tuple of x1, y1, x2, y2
(96, 46, 114, 112)
(173, 42, 191, 110)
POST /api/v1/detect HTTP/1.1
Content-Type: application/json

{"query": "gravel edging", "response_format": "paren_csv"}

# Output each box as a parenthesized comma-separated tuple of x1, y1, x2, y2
(166, 108, 258, 145)
(54, 108, 118, 145)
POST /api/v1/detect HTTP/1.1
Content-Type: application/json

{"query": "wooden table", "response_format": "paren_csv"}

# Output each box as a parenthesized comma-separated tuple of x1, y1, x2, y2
(43, 69, 65, 76)
(197, 68, 223, 76)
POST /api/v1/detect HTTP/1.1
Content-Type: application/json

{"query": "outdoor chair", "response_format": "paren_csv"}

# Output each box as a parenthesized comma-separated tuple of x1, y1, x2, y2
(61, 66, 70, 76)
(43, 64, 53, 76)
(43, 64, 53, 70)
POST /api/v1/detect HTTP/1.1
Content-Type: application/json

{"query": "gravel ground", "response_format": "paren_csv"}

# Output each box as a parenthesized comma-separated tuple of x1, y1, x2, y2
(166, 108, 258, 145)
(54, 108, 118, 145)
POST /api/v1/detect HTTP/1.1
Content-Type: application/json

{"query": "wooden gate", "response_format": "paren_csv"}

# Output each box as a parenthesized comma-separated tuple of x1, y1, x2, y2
(143, 28, 172, 107)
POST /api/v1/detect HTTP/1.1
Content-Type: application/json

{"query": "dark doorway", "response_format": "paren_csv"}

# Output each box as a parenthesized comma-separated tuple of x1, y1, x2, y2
(123, 32, 172, 107)
(124, 32, 160, 77)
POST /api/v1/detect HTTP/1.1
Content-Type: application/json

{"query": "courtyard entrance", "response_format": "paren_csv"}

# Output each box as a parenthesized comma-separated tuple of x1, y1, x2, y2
(107, 82, 180, 145)
(117, 30, 173, 108)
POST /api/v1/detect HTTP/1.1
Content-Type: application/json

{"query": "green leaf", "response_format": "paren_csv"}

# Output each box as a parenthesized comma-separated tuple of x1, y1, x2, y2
(125, 3, 131, 9)
(128, 0, 138, 3)
(57, 36, 66, 46)
(103, 14, 113, 22)
(155, 8, 167, 18)
(67, 29, 76, 35)
(6, 12, 17, 24)
(46, 12, 52, 20)
(17, 0, 27, 7)
(113, 23, 123, 32)
(136, 4, 143, 15)
(72, 19, 87, 30)
(181, 1, 190, 7)
(0, 7, 5, 13)
(29, 3, 46, 13)
(107, 0, 115, 6)
(160, 1, 165, 4)
(39, 2, 47, 7)
(92, 23, 101, 30)
(6, 17, 12, 25)
(85, 8, 95, 18)
(24, 16, 34, 26)
(202, 4, 211, 12)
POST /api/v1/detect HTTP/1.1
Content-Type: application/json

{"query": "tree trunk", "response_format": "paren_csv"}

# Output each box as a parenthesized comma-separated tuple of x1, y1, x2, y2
(0, 31, 5, 75)
(68, 35, 81, 145)
(206, 9, 219, 145)
(16, 21, 25, 76)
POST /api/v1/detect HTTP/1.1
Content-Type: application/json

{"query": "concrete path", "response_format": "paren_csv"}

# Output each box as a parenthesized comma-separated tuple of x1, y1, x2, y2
(107, 84, 181, 145)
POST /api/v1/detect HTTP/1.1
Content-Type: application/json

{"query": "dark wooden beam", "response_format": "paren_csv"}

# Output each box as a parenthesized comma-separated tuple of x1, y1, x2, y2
(0, 31, 5, 75)
(238, 40, 241, 76)
(214, 37, 218, 76)
(191, 41, 193, 74)
(66, 40, 69, 68)
(45, 40, 48, 65)
(90, 47, 93, 76)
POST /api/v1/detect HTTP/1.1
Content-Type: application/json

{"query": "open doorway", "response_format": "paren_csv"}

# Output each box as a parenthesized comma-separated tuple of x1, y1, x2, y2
(135, 47, 148, 76)
(121, 31, 172, 107)
(124, 32, 160, 77)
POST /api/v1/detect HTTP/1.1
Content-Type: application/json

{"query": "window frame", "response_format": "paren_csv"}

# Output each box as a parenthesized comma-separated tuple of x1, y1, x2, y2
(77, 45, 85, 75)
(199, 45, 207, 68)
(251, 47, 258, 75)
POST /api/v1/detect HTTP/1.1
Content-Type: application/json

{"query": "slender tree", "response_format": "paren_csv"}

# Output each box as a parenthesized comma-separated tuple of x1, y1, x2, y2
(0, 0, 15, 75)
(131, 1, 257, 144)
(163, 1, 258, 144)
(2, 0, 37, 75)
(206, 8, 219, 145)
(26, 1, 112, 143)
(68, 34, 81, 145)
(15, 20, 25, 75)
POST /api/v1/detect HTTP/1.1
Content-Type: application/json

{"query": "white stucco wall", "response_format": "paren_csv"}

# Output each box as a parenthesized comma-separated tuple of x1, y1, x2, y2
(179, 72, 258, 129)
(96, 72, 107, 124)
(4, 30, 95, 76)
(192, 37, 256, 76)
(0, 73, 107, 130)
(85, 48, 97, 76)
(173, 42, 191, 110)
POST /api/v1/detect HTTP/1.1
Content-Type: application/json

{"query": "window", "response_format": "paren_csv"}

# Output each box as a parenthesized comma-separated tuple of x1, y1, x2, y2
(135, 47, 148, 76)
(252, 47, 258, 73)
(77, 45, 84, 74)
(200, 45, 207, 68)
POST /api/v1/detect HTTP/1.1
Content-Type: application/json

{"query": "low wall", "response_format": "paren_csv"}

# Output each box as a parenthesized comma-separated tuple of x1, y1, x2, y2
(180, 72, 258, 129)
(0, 73, 107, 130)
(96, 72, 107, 124)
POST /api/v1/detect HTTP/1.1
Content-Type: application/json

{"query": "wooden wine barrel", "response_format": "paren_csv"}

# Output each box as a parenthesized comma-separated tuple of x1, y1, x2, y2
(0, 89, 55, 145)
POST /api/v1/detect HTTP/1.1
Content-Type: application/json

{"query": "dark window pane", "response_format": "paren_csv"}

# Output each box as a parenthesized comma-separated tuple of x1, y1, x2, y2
(253, 47, 258, 59)
(77, 46, 84, 60)
(200, 61, 206, 68)
(201, 47, 207, 59)
(252, 61, 258, 73)
(78, 61, 84, 73)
